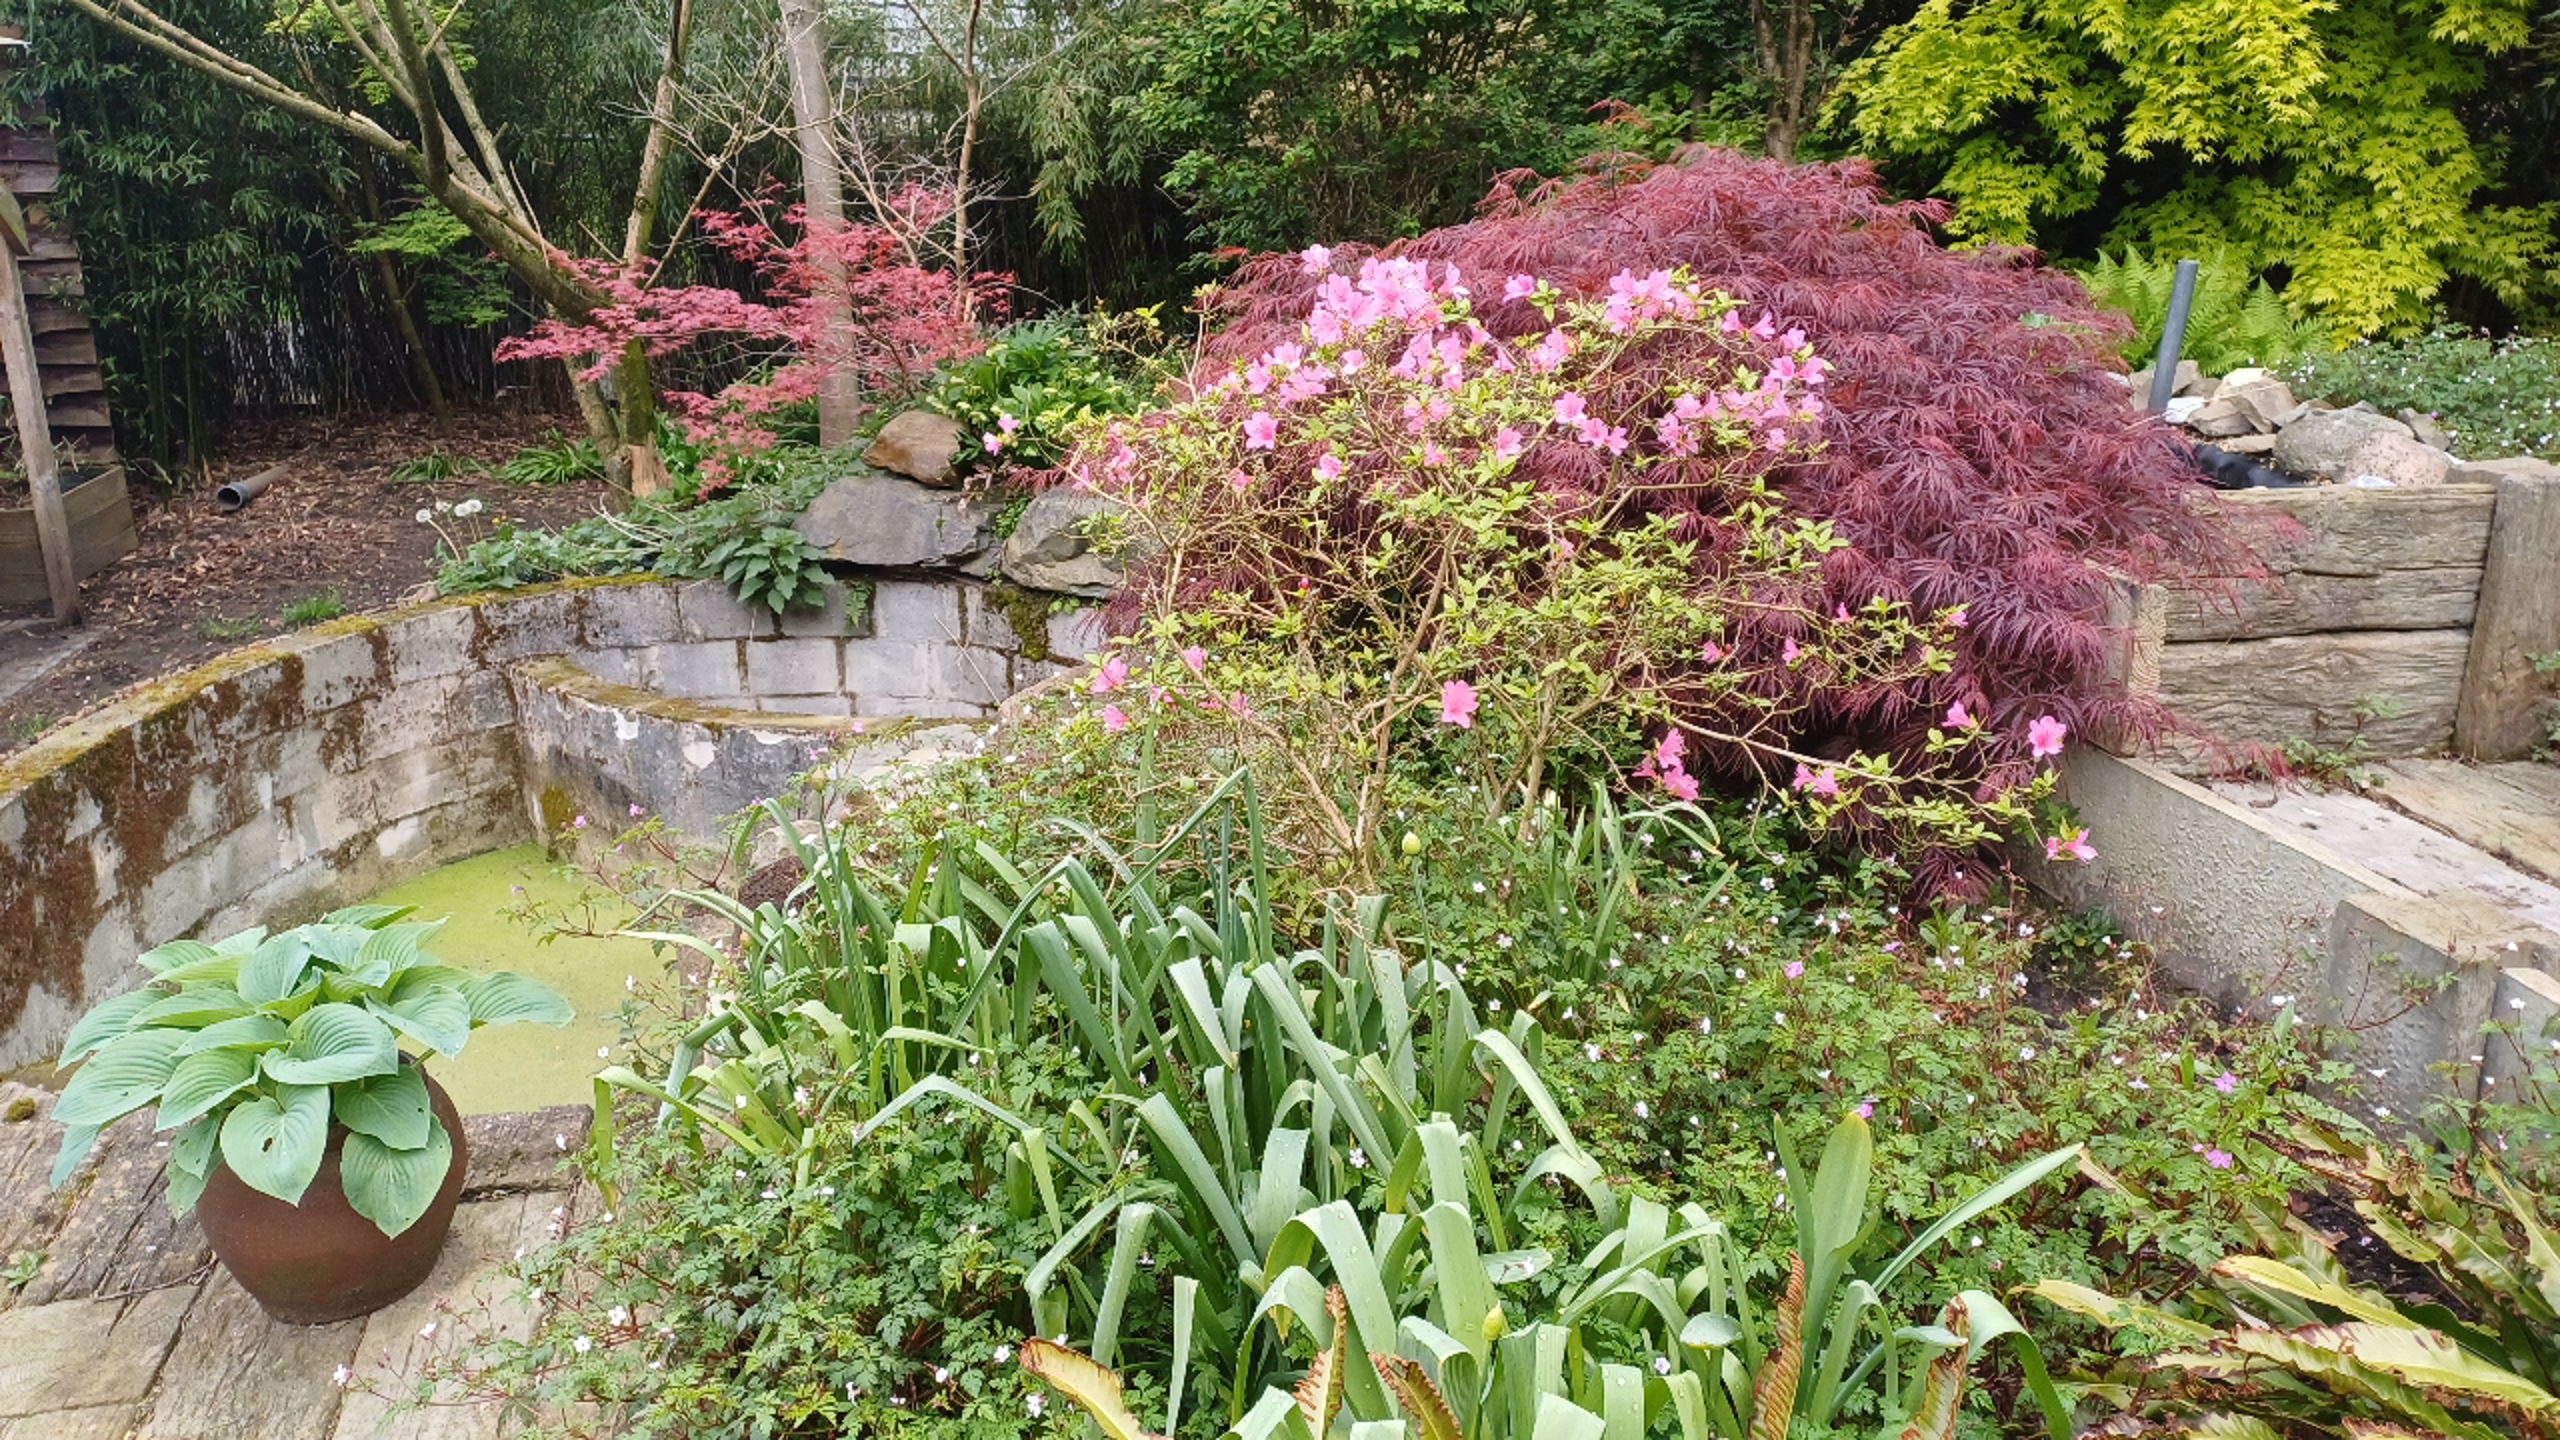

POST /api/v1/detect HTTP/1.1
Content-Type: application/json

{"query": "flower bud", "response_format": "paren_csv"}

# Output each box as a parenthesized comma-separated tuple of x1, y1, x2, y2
(1401, 831, 1423, 857)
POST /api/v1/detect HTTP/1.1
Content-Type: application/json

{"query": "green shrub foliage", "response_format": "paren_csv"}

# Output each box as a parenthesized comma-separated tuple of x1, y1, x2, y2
(1834, 0, 2558, 339)
(2081, 247, 2328, 372)
(2289, 330, 2560, 460)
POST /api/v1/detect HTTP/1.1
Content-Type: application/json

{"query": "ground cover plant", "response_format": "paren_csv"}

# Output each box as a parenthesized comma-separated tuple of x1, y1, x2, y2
(1131, 149, 2236, 891)
(428, 671, 2359, 1440)
(2288, 330, 2560, 461)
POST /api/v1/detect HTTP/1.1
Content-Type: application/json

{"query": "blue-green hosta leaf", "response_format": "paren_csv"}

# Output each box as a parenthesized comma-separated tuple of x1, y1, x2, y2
(219, 1083, 329, 1204)
(300, 924, 370, 972)
(334, 1065, 433, 1150)
(320, 903, 415, 929)
(366, 987, 471, 1057)
(237, 933, 316, 1005)
(165, 1115, 220, 1214)
(155, 1047, 262, 1130)
(51, 1122, 101, 1187)
(58, 989, 161, 1065)
(341, 1118, 453, 1238)
(209, 927, 269, 955)
(55, 1028, 190, 1127)
(151, 953, 245, 986)
(256, 976, 324, 1023)
(354, 921, 447, 981)
(135, 939, 221, 975)
(261, 1003, 398, 1085)
(175, 1013, 290, 1056)
(131, 985, 252, 1029)
(459, 972, 572, 1028)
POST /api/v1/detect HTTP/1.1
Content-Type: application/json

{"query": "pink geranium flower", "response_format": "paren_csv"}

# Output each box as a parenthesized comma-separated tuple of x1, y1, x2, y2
(1088, 656, 1128, 694)
(1102, 705, 1129, 733)
(1243, 412, 1278, 450)
(2027, 715, 2069, 758)
(1439, 679, 1479, 728)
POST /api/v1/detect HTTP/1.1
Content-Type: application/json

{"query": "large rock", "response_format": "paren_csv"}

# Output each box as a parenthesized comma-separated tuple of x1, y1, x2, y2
(2396, 408, 2454, 452)
(2343, 433, 2452, 488)
(2273, 406, 2415, 481)
(2185, 378, 2297, 438)
(796, 469, 999, 569)
(1000, 488, 1139, 598)
(2128, 359, 2202, 402)
(2448, 455, 2560, 486)
(862, 410, 969, 487)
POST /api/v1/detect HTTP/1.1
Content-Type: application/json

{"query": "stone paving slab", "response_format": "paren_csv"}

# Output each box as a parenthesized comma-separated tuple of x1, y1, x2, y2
(2374, 759, 2560, 884)
(2209, 777, 2560, 935)
(332, 1194, 556, 1440)
(135, 1273, 363, 1440)
(0, 1287, 194, 1417)
(0, 1403, 143, 1440)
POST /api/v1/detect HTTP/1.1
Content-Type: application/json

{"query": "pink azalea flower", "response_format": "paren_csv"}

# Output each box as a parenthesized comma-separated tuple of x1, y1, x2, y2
(1504, 274, 1538, 300)
(1439, 679, 1479, 728)
(1088, 656, 1129, 694)
(982, 432, 1004, 455)
(1228, 468, 1252, 493)
(2027, 715, 2068, 758)
(1945, 701, 1974, 728)
(1243, 412, 1278, 450)
(1700, 640, 1725, 662)
(1782, 638, 1802, 666)
(1552, 392, 1588, 425)
(2041, 829, 2096, 863)
(1226, 691, 1252, 720)
(1181, 646, 1207, 675)
(1947, 606, 1968, 628)
(1102, 704, 1129, 733)
(1493, 426, 1525, 461)
(1299, 244, 1333, 273)
(1339, 348, 1365, 374)
(997, 414, 1021, 435)
(1660, 769, 1701, 801)
(1315, 454, 1344, 481)
(1150, 684, 1174, 704)
(1792, 764, 1840, 797)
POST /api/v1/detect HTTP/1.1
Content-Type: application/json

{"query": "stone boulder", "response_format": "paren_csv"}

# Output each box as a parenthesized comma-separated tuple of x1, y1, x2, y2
(1000, 488, 1141, 598)
(862, 410, 968, 487)
(2182, 378, 2299, 438)
(2341, 433, 2452, 488)
(2273, 406, 2415, 481)
(2448, 455, 2560, 486)
(796, 469, 999, 569)
(2394, 408, 2454, 452)
(2128, 359, 2203, 402)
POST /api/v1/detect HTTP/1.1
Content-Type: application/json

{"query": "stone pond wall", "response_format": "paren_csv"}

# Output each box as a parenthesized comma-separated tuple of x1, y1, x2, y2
(0, 574, 1102, 1073)
(2122, 474, 2558, 767)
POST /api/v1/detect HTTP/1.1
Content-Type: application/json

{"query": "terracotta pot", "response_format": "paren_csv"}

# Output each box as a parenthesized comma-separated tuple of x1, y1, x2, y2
(196, 1062, 470, 1325)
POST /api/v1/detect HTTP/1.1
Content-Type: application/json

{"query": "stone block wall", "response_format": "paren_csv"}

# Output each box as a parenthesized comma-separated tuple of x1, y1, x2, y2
(0, 574, 1103, 1072)
(2130, 485, 2503, 766)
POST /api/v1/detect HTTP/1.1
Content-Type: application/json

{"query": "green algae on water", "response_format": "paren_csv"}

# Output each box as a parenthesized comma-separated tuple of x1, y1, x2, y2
(363, 844, 663, 1116)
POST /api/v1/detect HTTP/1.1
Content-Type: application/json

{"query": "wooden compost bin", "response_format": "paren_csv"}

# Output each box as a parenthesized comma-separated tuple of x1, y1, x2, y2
(0, 465, 137, 606)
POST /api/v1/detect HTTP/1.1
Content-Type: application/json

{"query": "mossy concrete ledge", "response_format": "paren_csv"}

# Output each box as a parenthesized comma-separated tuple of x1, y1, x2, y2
(0, 575, 1087, 1073)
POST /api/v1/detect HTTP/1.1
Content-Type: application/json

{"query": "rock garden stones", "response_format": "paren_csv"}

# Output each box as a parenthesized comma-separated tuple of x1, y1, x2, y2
(999, 488, 1141, 598)
(795, 467, 1001, 570)
(2142, 362, 2548, 492)
(862, 410, 969, 487)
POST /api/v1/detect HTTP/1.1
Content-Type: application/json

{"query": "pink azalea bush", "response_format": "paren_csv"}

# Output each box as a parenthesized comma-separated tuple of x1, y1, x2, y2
(1053, 254, 2078, 881)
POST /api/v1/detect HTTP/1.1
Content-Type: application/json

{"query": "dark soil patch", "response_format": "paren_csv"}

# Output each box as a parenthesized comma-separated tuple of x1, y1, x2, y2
(0, 408, 617, 755)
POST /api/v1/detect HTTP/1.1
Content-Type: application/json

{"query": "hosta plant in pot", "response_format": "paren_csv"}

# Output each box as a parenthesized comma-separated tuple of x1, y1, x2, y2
(47, 905, 572, 1324)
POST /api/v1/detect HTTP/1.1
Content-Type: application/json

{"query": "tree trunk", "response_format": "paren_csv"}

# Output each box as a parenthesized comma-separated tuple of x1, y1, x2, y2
(779, 0, 861, 446)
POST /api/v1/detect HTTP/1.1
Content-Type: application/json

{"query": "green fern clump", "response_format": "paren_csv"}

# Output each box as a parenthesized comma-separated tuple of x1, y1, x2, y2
(2081, 247, 2328, 374)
